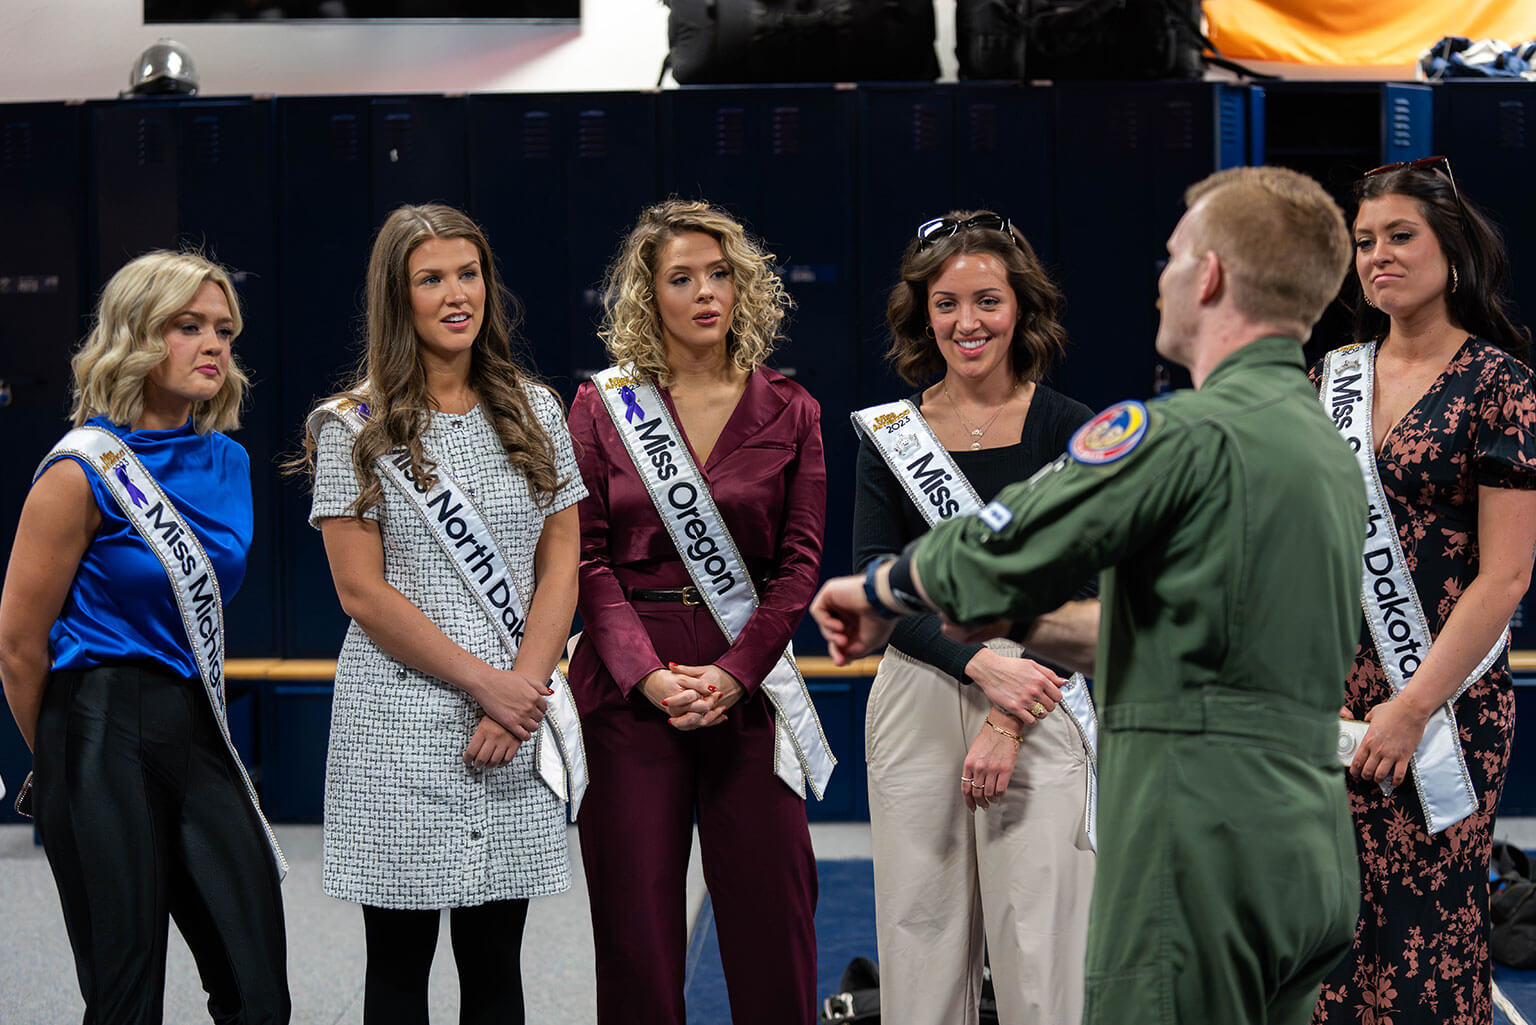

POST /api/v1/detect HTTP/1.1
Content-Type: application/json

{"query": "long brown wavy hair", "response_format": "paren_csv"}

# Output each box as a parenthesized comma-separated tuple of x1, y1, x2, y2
(884, 210, 1067, 387)
(294, 204, 565, 515)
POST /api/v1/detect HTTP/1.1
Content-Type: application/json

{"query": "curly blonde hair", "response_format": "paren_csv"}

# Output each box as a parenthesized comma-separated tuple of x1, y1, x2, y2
(293, 204, 565, 518)
(70, 250, 248, 433)
(599, 199, 792, 383)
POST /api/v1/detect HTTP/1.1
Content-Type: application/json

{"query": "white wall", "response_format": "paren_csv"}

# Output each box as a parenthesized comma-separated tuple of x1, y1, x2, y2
(0, 0, 960, 102)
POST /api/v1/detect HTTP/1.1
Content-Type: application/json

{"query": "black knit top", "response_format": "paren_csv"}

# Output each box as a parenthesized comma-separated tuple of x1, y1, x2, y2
(851, 383, 1096, 681)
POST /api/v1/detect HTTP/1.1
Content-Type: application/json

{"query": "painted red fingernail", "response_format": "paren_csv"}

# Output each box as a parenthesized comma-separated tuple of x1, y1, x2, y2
(708, 685, 717, 692)
(668, 662, 679, 670)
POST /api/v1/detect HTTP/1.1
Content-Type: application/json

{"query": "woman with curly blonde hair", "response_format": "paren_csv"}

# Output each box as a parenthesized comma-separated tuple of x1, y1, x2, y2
(567, 198, 828, 1024)
(0, 249, 290, 1023)
(298, 203, 585, 1025)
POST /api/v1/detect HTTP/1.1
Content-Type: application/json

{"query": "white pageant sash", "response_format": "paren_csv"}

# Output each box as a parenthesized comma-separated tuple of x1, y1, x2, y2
(1320, 343, 1507, 833)
(309, 397, 588, 814)
(853, 400, 1102, 849)
(593, 366, 836, 799)
(40, 428, 287, 877)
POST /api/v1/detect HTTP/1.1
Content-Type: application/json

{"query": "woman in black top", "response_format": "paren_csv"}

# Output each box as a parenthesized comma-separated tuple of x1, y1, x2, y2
(852, 211, 1098, 1025)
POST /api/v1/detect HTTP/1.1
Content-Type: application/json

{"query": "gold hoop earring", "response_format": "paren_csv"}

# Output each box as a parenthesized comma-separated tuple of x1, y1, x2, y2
(1450, 264, 1460, 293)
(925, 324, 935, 339)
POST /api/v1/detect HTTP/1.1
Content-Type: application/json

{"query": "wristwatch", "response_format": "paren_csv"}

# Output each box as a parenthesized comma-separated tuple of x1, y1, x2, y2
(863, 558, 900, 619)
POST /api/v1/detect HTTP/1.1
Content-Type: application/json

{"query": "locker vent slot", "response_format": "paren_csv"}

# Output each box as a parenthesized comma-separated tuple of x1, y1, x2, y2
(771, 106, 801, 156)
(1114, 101, 1140, 151)
(911, 103, 939, 152)
(383, 113, 414, 164)
(522, 111, 554, 160)
(1389, 96, 1418, 151)
(2, 121, 32, 171)
(329, 114, 360, 162)
(137, 117, 168, 167)
(1162, 100, 1193, 150)
(577, 110, 608, 159)
(715, 107, 746, 156)
(1219, 93, 1243, 151)
(190, 115, 220, 168)
(968, 103, 997, 153)
(1499, 100, 1527, 150)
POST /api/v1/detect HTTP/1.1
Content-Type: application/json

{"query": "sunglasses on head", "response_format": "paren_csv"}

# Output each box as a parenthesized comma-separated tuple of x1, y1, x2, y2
(1363, 155, 1466, 222)
(915, 214, 1025, 252)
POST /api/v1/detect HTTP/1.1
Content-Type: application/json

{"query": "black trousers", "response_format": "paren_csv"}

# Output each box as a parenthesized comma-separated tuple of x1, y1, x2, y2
(361, 899, 530, 1025)
(33, 661, 290, 1025)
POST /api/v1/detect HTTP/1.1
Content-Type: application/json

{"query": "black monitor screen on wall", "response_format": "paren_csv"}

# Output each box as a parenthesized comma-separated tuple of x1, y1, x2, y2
(146, 0, 577, 21)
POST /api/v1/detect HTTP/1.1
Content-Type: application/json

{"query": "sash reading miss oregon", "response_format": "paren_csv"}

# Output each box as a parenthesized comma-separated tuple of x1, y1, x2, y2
(595, 366, 837, 799)
(852, 399, 1103, 850)
(38, 428, 288, 877)
(1321, 343, 1508, 834)
(308, 395, 589, 814)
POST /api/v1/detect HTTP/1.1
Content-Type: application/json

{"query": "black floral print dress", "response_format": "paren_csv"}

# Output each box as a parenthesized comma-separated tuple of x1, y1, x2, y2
(1311, 338, 1536, 1025)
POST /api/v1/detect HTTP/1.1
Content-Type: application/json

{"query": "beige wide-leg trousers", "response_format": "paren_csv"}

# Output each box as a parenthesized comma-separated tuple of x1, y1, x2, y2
(866, 642, 1095, 1025)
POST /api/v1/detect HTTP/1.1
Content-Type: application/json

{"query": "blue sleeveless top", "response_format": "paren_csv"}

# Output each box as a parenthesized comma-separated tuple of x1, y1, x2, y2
(41, 416, 252, 677)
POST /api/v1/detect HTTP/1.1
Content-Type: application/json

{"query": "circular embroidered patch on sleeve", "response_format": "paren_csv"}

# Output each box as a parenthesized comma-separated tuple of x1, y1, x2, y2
(1069, 400, 1149, 465)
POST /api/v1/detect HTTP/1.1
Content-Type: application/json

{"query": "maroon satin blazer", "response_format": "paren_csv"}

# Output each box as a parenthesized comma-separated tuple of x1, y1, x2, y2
(566, 366, 827, 704)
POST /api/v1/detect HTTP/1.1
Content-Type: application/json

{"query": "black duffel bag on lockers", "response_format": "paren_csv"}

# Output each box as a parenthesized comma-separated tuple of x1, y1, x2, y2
(955, 0, 1208, 81)
(664, 0, 940, 85)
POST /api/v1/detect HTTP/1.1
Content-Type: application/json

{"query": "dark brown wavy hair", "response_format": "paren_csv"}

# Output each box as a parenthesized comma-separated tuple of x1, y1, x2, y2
(884, 210, 1067, 387)
(293, 204, 565, 514)
(1353, 165, 1529, 359)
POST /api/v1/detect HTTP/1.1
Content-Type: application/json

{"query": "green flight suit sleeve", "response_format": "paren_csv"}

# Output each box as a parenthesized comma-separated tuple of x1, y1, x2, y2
(913, 403, 1215, 627)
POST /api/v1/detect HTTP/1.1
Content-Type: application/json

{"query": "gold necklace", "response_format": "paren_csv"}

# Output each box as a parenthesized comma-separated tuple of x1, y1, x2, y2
(944, 379, 1018, 450)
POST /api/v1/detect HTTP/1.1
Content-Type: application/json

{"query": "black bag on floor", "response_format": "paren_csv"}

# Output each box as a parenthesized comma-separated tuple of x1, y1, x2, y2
(818, 956, 1001, 1023)
(1492, 839, 1536, 968)
(665, 0, 939, 84)
(956, 0, 1206, 81)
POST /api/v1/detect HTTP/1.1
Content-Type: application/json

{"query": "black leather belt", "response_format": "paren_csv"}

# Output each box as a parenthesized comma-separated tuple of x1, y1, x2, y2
(629, 586, 704, 606)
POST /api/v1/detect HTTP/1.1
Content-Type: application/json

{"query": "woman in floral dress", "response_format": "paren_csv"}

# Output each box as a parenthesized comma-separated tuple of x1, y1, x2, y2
(1312, 159, 1536, 1025)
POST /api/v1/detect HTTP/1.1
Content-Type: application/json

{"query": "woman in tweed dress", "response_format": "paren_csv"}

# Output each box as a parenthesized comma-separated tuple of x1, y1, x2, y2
(299, 204, 584, 1025)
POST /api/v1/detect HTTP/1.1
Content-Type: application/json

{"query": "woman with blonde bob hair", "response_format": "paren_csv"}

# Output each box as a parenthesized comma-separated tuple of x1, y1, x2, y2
(299, 203, 585, 1025)
(566, 199, 828, 1024)
(0, 249, 290, 1024)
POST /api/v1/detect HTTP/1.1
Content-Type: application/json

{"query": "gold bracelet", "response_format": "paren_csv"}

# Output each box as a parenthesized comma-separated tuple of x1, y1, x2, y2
(984, 717, 1023, 744)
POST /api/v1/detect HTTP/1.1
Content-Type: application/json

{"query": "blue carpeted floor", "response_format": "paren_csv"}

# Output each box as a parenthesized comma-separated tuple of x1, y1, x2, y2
(684, 858, 1536, 1025)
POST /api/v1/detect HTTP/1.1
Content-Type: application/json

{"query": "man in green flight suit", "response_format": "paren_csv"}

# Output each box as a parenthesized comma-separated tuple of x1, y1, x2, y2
(812, 165, 1367, 1025)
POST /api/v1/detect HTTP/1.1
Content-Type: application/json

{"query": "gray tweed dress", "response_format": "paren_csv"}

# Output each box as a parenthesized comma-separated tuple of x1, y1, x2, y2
(309, 384, 586, 909)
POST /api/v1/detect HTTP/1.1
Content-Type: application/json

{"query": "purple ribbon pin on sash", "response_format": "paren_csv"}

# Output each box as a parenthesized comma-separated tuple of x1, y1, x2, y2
(619, 385, 645, 423)
(115, 464, 148, 507)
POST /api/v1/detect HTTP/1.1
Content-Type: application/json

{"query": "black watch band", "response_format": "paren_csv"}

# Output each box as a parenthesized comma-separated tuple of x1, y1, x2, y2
(863, 558, 900, 619)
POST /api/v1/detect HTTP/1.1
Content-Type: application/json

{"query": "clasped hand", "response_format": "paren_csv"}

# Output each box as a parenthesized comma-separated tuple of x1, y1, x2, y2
(964, 647, 1064, 723)
(464, 668, 554, 767)
(640, 663, 744, 730)
(1344, 696, 1431, 787)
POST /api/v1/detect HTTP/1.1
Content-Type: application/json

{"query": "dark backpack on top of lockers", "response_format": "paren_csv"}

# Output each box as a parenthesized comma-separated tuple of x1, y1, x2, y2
(664, 0, 940, 84)
(955, 0, 1206, 81)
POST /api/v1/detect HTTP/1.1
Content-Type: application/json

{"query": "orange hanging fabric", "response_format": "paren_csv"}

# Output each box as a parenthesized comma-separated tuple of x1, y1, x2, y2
(1204, 0, 1536, 66)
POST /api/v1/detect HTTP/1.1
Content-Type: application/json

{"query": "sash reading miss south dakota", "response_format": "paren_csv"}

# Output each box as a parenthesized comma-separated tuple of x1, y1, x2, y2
(595, 365, 836, 799)
(1320, 343, 1507, 834)
(852, 399, 1102, 849)
(39, 427, 288, 877)
(309, 396, 589, 814)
